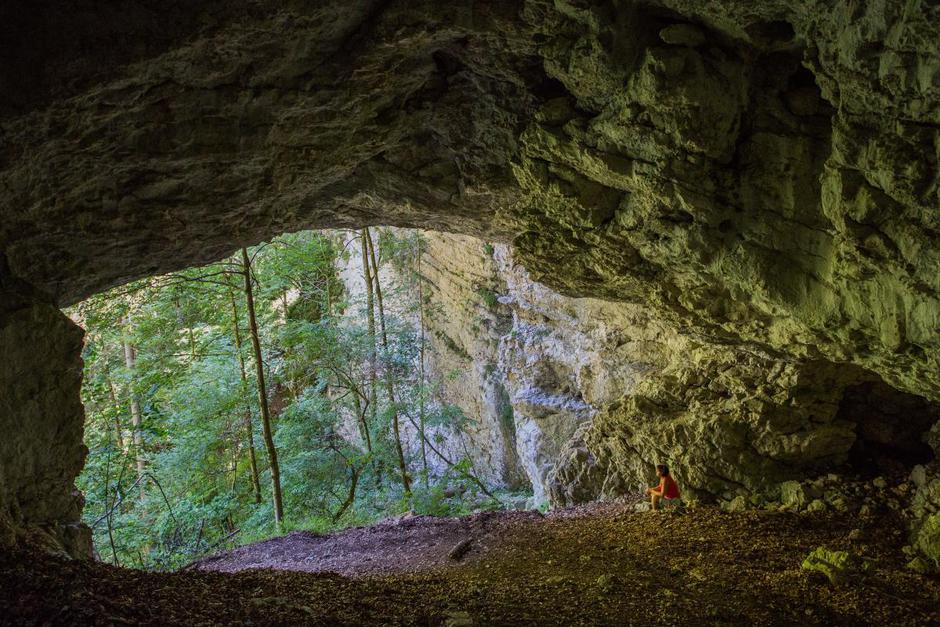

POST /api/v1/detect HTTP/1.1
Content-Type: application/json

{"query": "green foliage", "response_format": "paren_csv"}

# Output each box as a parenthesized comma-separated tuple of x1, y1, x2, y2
(477, 286, 499, 308)
(73, 229, 528, 571)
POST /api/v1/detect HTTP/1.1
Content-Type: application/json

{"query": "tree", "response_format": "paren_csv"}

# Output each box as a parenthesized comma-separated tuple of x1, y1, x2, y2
(365, 227, 411, 494)
(240, 247, 284, 526)
(72, 228, 505, 570)
(122, 321, 146, 489)
(228, 287, 262, 504)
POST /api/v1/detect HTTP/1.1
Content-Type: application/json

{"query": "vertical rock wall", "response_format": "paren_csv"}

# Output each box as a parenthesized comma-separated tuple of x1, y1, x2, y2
(0, 267, 91, 558)
(416, 233, 526, 489)
(371, 230, 939, 521)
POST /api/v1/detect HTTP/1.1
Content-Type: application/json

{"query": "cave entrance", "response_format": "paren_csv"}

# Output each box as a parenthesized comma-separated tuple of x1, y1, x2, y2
(72, 227, 531, 569)
(841, 379, 938, 478)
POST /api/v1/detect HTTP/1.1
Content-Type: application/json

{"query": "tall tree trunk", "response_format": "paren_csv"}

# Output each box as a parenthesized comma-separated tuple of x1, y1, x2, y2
(229, 288, 262, 505)
(351, 385, 373, 457)
(365, 228, 411, 494)
(241, 248, 284, 525)
(360, 230, 378, 426)
(106, 372, 126, 452)
(121, 326, 146, 491)
(417, 246, 429, 487)
(326, 276, 332, 315)
(188, 326, 197, 360)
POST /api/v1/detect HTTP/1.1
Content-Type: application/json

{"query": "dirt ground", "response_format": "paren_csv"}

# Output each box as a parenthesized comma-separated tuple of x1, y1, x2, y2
(2, 503, 939, 626)
(193, 508, 554, 576)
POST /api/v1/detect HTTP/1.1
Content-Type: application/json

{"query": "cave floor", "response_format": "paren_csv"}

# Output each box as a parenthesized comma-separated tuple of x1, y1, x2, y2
(2, 504, 938, 626)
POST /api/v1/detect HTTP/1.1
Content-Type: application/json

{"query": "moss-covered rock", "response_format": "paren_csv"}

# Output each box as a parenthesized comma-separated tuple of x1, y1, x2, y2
(801, 547, 875, 586)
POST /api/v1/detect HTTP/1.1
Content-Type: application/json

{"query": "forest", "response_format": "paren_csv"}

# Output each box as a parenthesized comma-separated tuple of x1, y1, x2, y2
(73, 228, 524, 569)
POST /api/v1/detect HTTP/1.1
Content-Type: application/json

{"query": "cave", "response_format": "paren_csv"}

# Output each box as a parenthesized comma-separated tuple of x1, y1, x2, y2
(843, 380, 939, 477)
(2, 0, 940, 623)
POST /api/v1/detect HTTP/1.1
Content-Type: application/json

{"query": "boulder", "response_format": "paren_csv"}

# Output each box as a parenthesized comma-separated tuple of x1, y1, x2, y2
(780, 481, 808, 510)
(801, 547, 875, 586)
(911, 512, 940, 573)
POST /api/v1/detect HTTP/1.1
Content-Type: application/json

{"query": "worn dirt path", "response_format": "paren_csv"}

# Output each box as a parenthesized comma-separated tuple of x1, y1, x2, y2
(194, 509, 549, 576)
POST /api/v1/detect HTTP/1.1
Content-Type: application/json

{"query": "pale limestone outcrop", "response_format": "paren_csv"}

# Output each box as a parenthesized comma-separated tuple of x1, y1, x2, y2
(331, 229, 527, 489)
(492, 245, 677, 503)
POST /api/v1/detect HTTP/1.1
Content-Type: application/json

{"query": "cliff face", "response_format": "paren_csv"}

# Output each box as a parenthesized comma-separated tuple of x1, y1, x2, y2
(508, 1, 940, 408)
(409, 233, 938, 504)
(416, 232, 681, 502)
(393, 230, 939, 568)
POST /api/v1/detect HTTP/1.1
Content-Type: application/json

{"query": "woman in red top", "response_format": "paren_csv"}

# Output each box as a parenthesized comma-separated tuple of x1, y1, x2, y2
(646, 464, 680, 510)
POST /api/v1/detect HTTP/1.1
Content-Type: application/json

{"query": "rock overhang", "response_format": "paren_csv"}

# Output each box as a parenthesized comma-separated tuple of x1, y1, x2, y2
(1, 0, 939, 558)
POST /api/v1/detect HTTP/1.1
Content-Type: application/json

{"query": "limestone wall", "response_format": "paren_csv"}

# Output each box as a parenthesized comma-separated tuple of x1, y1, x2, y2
(0, 270, 91, 558)
(339, 230, 940, 515)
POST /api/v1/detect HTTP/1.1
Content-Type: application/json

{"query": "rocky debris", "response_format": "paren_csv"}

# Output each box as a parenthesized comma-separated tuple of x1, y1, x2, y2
(801, 547, 875, 586)
(594, 573, 621, 594)
(443, 610, 474, 626)
(911, 503, 940, 573)
(906, 556, 931, 574)
(909, 428, 940, 573)
(448, 539, 473, 561)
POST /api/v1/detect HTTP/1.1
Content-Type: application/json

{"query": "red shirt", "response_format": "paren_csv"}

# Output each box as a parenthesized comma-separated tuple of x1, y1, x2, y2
(660, 476, 680, 499)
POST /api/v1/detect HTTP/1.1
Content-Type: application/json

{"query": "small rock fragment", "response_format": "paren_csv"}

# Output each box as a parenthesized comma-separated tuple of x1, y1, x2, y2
(448, 539, 473, 561)
(906, 557, 931, 575)
(596, 573, 621, 593)
(806, 499, 827, 513)
(659, 23, 706, 47)
(444, 610, 475, 626)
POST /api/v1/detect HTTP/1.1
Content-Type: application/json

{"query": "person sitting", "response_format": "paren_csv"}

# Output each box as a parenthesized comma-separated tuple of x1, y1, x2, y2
(646, 464, 680, 510)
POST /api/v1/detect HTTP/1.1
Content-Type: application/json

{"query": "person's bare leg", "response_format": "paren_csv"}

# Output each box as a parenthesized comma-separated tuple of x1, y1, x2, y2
(651, 492, 661, 511)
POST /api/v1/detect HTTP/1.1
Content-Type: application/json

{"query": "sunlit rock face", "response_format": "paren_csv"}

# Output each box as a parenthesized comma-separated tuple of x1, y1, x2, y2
(492, 244, 677, 503)
(411, 233, 939, 512)
(374, 231, 679, 503)
(1, 0, 939, 560)
(507, 1, 940, 404)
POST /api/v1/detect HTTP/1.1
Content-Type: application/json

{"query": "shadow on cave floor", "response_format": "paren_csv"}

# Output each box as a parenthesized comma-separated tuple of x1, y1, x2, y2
(2, 503, 939, 625)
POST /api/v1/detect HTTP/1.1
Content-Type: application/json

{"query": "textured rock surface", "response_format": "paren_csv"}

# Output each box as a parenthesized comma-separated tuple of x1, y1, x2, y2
(0, 268, 91, 558)
(1, 0, 530, 304)
(393, 231, 682, 502)
(411, 233, 525, 489)
(493, 245, 676, 503)
(507, 0, 940, 404)
(331, 229, 527, 489)
(1, 0, 939, 561)
(801, 546, 874, 586)
(2, 1, 938, 406)
(547, 352, 940, 506)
